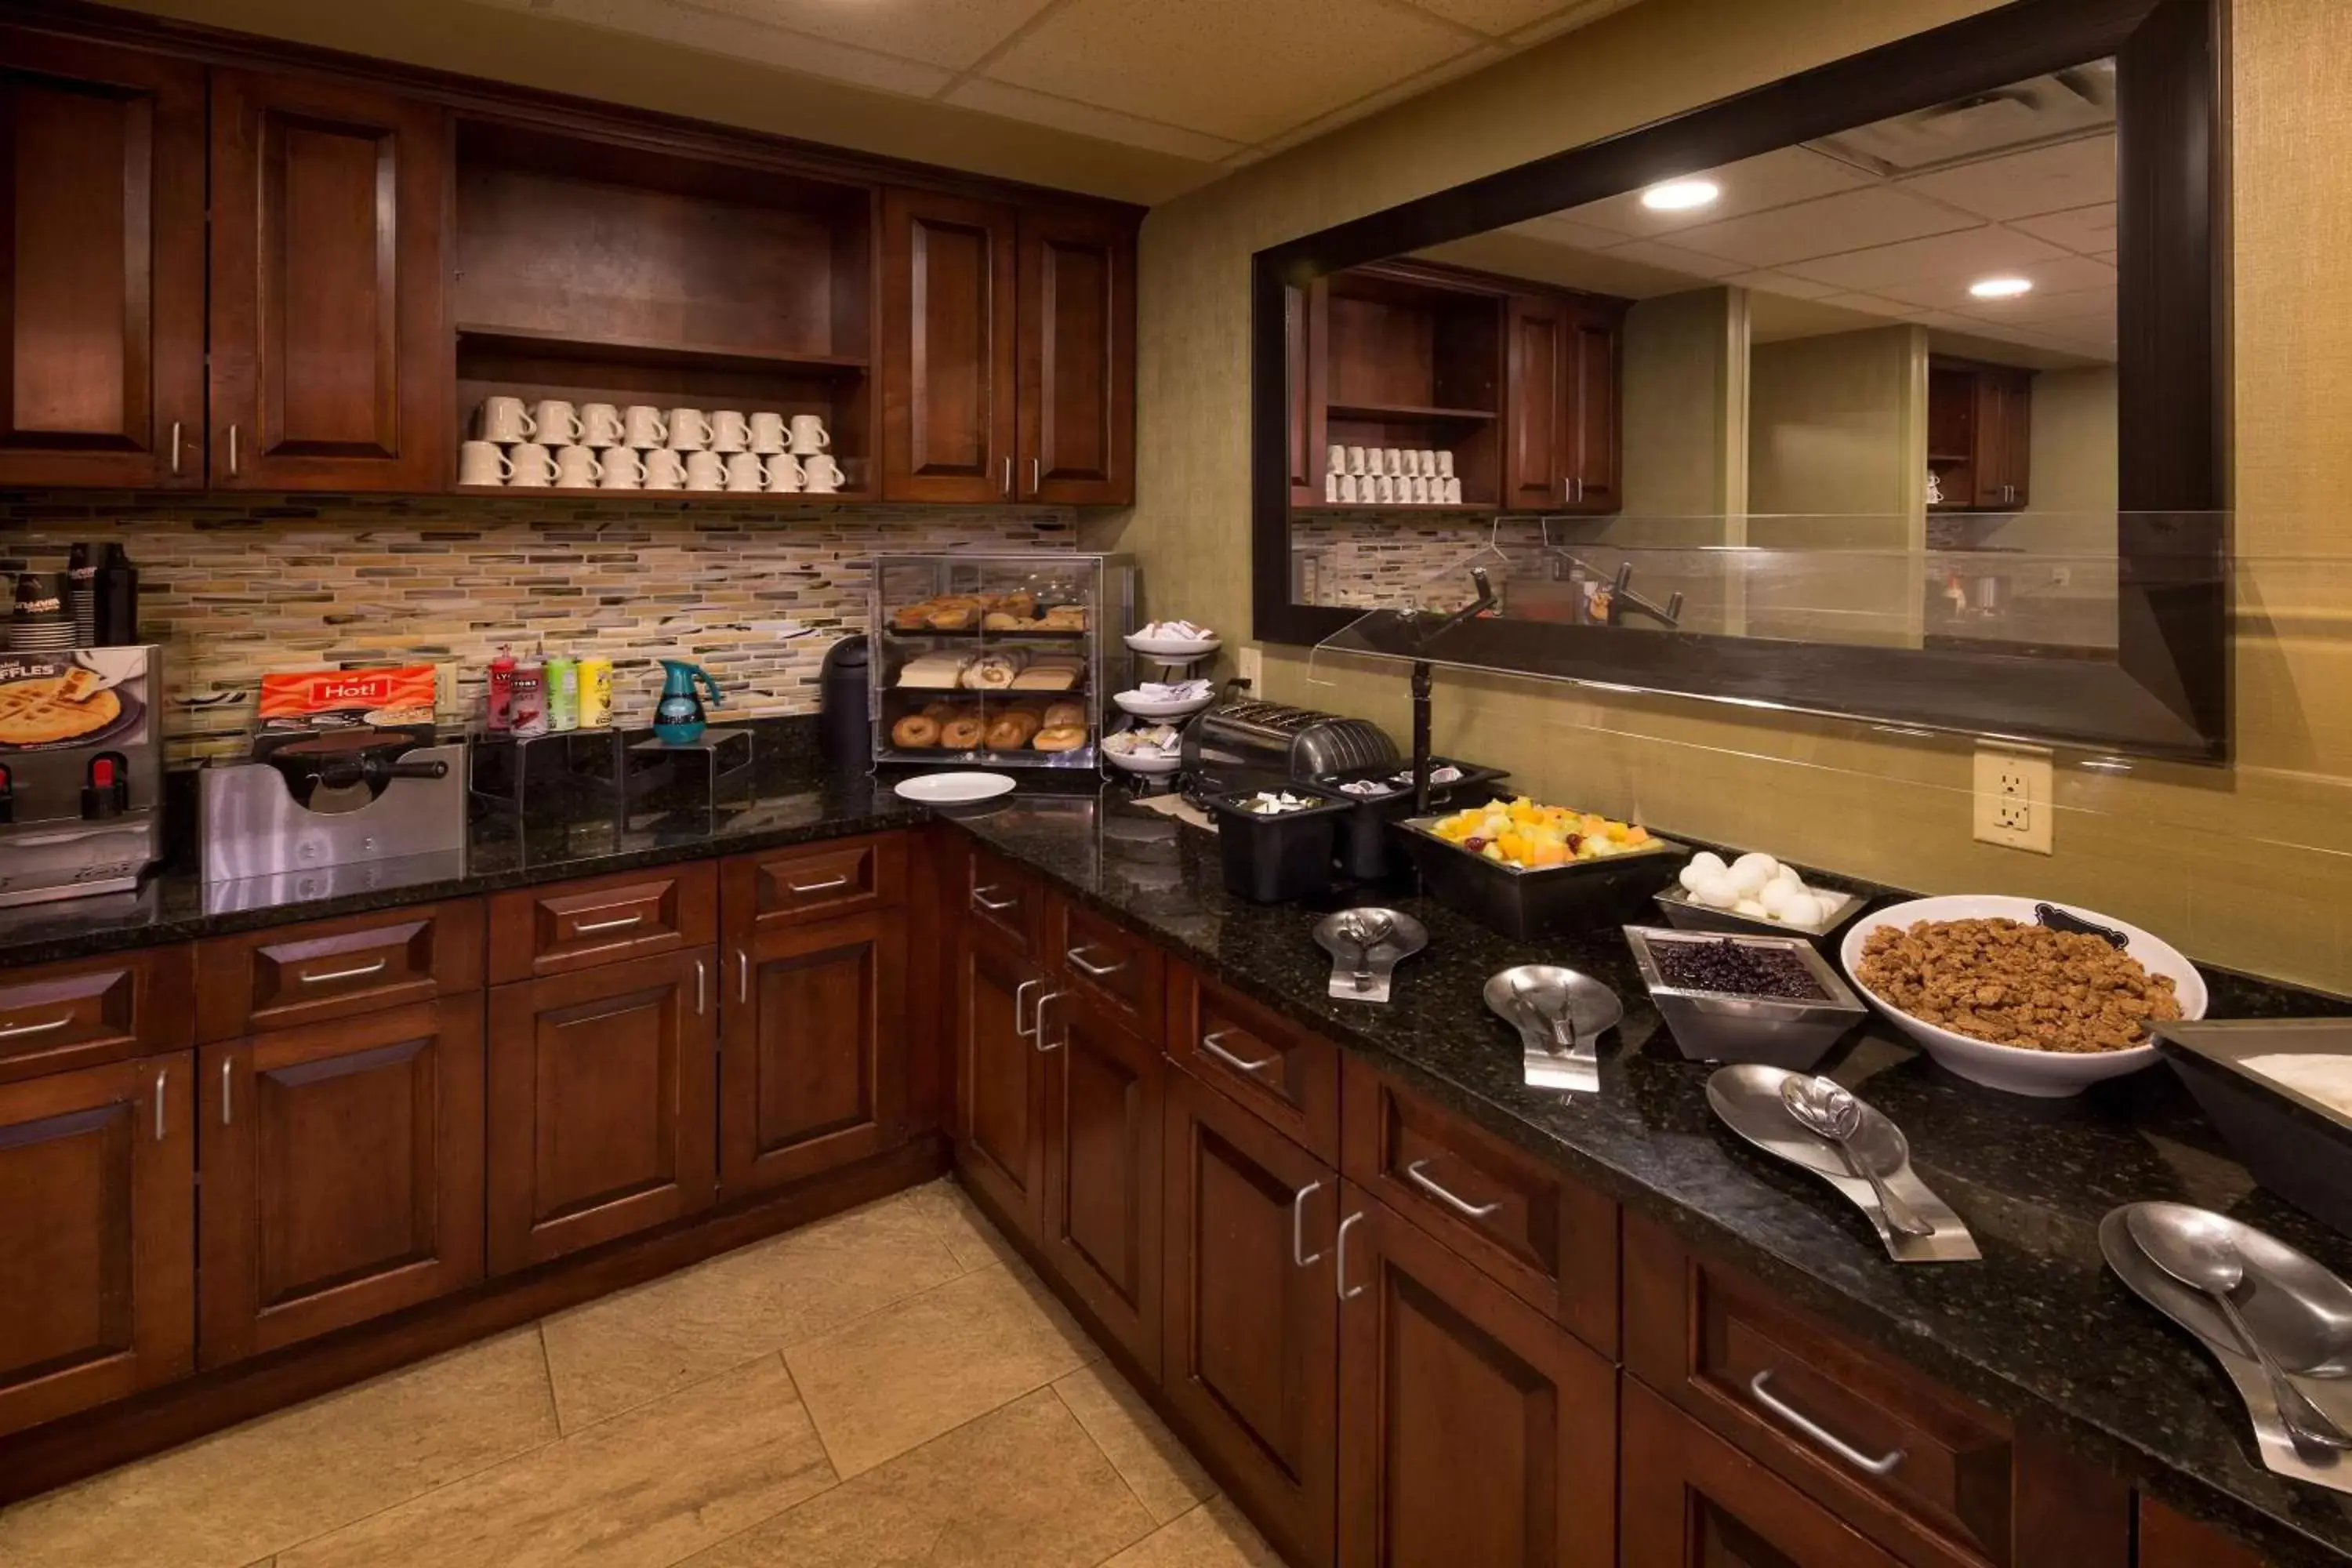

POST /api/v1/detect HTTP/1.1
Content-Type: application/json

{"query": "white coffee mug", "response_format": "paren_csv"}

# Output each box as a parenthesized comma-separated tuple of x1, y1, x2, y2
(1410, 474, 1432, 503)
(786, 414, 830, 456)
(710, 411, 750, 452)
(530, 400, 583, 445)
(1323, 472, 1341, 503)
(598, 447, 645, 489)
(668, 408, 714, 450)
(684, 449, 727, 490)
(800, 453, 844, 492)
(644, 448, 686, 489)
(1345, 445, 1369, 475)
(1415, 448, 1439, 477)
(1398, 449, 1421, 477)
(554, 445, 603, 488)
(764, 452, 804, 493)
(508, 442, 558, 487)
(1325, 443, 1347, 477)
(1441, 476, 1462, 503)
(623, 405, 667, 448)
(1336, 473, 1359, 504)
(580, 404, 625, 448)
(478, 397, 533, 444)
(724, 451, 766, 491)
(749, 412, 787, 454)
(459, 440, 513, 486)
(1388, 448, 1410, 476)
(1374, 474, 1397, 504)
(1435, 450, 1456, 479)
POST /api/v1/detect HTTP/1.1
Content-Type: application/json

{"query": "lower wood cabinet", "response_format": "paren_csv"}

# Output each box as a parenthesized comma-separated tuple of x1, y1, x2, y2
(1334, 1185, 1616, 1568)
(954, 927, 1049, 1241)
(2139, 1497, 2267, 1568)
(0, 1054, 193, 1437)
(198, 999, 485, 1365)
(720, 909, 906, 1196)
(487, 948, 717, 1272)
(1040, 987, 1163, 1370)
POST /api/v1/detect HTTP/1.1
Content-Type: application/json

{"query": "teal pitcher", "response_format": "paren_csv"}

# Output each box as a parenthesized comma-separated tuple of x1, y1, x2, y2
(653, 659, 724, 744)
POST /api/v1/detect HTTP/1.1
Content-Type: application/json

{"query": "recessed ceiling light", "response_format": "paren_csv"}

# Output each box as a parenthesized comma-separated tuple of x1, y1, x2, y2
(1969, 275, 2034, 299)
(1639, 179, 1720, 212)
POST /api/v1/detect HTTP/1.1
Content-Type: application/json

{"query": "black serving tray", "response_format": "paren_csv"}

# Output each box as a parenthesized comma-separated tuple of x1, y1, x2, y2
(2155, 1019, 2352, 1237)
(1208, 788, 1350, 904)
(1312, 757, 1509, 880)
(1395, 815, 1686, 939)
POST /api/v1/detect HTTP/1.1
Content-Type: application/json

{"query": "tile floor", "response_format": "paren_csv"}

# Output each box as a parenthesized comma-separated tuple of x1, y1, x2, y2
(0, 1180, 1282, 1568)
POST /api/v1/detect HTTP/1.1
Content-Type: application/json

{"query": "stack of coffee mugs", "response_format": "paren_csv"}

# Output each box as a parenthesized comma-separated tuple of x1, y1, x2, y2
(460, 398, 847, 494)
(1322, 444, 1462, 506)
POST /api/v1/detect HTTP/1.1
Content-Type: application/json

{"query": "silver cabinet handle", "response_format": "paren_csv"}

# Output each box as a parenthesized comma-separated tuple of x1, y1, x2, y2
(787, 875, 851, 895)
(1403, 1158, 1502, 1220)
(227, 423, 239, 477)
(737, 949, 750, 1004)
(971, 886, 1018, 913)
(1065, 946, 1126, 979)
(169, 419, 183, 477)
(1002, 455, 1012, 496)
(1291, 1179, 1323, 1268)
(1013, 978, 1042, 1040)
(1033, 989, 1065, 1052)
(1747, 1370, 1904, 1477)
(301, 958, 387, 985)
(574, 912, 644, 934)
(695, 958, 707, 1016)
(1029, 456, 1041, 494)
(1336, 1210, 1366, 1301)
(0, 1014, 71, 1040)
(1199, 1029, 1275, 1076)
(153, 1066, 166, 1142)
(220, 1058, 234, 1125)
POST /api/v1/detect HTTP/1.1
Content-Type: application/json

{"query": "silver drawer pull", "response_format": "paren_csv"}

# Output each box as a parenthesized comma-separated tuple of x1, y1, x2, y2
(971, 886, 1019, 913)
(1034, 990, 1065, 1052)
(1336, 1211, 1366, 1301)
(574, 913, 644, 934)
(0, 1014, 71, 1040)
(695, 959, 708, 1016)
(738, 949, 750, 1004)
(1403, 1158, 1502, 1220)
(1199, 1029, 1276, 1076)
(153, 1066, 166, 1142)
(1065, 946, 1127, 979)
(300, 958, 387, 985)
(1292, 1179, 1323, 1268)
(1013, 978, 1042, 1040)
(221, 1058, 234, 1125)
(1747, 1370, 1904, 1477)
(787, 875, 852, 895)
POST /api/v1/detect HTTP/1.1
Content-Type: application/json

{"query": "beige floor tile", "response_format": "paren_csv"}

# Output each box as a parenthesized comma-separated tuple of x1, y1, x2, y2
(786, 1261, 1098, 1475)
(903, 1175, 1025, 1272)
(277, 1355, 834, 1568)
(0, 1330, 557, 1568)
(1101, 1497, 1286, 1568)
(541, 1191, 965, 1432)
(1053, 1363, 1215, 1524)
(681, 1387, 1152, 1568)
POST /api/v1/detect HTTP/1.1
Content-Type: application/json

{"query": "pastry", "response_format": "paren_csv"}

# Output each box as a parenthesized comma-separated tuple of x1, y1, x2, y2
(987, 592, 1037, 617)
(939, 716, 985, 750)
(896, 654, 970, 689)
(1009, 657, 1081, 691)
(1040, 604, 1087, 631)
(927, 604, 977, 631)
(1041, 700, 1086, 729)
(982, 610, 1035, 631)
(985, 712, 1041, 750)
(891, 713, 940, 748)
(891, 603, 934, 631)
(920, 699, 960, 721)
(1032, 724, 1087, 752)
(964, 652, 1024, 689)
(0, 676, 119, 745)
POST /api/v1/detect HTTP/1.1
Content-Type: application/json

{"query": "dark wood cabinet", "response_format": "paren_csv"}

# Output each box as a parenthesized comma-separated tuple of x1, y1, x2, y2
(2138, 1497, 2267, 1568)
(198, 998, 484, 1364)
(1016, 206, 1134, 505)
(953, 926, 1049, 1240)
(487, 863, 717, 985)
(208, 68, 452, 492)
(1334, 1186, 1616, 1568)
(0, 27, 206, 488)
(1161, 1064, 1338, 1568)
(1505, 292, 1622, 514)
(719, 908, 906, 1196)
(0, 946, 194, 1084)
(1040, 986, 1163, 1370)
(881, 187, 1018, 502)
(1286, 281, 1327, 506)
(0, 1053, 193, 1437)
(486, 947, 717, 1272)
(1929, 358, 2034, 510)
(196, 899, 484, 1042)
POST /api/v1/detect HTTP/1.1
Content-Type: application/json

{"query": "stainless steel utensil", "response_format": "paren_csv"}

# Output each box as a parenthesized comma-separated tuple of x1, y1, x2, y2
(1483, 964, 1620, 1093)
(1311, 908, 1425, 1004)
(2126, 1204, 2352, 1451)
(1779, 1075, 1934, 1238)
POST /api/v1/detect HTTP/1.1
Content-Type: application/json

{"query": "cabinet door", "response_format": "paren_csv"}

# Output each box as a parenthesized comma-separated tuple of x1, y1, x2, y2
(0, 28, 205, 488)
(1622, 1377, 1900, 1568)
(0, 1053, 192, 1437)
(198, 998, 484, 1364)
(209, 69, 451, 492)
(1502, 295, 1567, 511)
(1563, 303, 1621, 512)
(719, 909, 906, 1196)
(953, 928, 1047, 1240)
(2138, 1497, 2267, 1568)
(1017, 208, 1134, 505)
(881, 187, 1017, 502)
(1997, 374, 2032, 506)
(1287, 281, 1328, 506)
(1040, 989, 1162, 1370)
(1335, 1187, 1614, 1568)
(1162, 1065, 1338, 1568)
(486, 948, 716, 1273)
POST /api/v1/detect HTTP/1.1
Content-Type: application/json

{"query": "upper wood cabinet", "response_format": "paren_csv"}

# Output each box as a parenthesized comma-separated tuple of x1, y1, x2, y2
(881, 187, 1019, 503)
(209, 69, 452, 492)
(0, 28, 206, 488)
(1504, 291, 1622, 514)
(1929, 358, 2034, 511)
(1016, 206, 1134, 505)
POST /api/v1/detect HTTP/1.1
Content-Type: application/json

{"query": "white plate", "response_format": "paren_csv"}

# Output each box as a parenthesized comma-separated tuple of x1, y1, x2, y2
(1113, 689, 1214, 719)
(1838, 895, 2206, 1098)
(892, 771, 1017, 804)
(1125, 633, 1221, 659)
(1104, 748, 1182, 775)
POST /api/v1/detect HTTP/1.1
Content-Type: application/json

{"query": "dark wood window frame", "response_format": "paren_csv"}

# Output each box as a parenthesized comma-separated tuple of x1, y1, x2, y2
(1250, 0, 2229, 760)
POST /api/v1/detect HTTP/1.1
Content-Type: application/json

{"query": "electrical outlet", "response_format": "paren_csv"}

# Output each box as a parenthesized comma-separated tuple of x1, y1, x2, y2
(1236, 644, 1263, 690)
(1972, 743, 2053, 854)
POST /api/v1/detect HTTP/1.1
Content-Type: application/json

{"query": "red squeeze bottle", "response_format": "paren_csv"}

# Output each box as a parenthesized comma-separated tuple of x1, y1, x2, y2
(486, 645, 517, 733)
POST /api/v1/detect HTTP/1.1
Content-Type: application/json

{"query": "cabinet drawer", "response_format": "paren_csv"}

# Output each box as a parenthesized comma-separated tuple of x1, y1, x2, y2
(488, 862, 717, 983)
(1341, 1057, 1617, 1355)
(0, 946, 194, 1082)
(1167, 968, 1338, 1165)
(724, 833, 906, 933)
(1047, 896, 1164, 1045)
(197, 901, 484, 1040)
(964, 842, 1042, 954)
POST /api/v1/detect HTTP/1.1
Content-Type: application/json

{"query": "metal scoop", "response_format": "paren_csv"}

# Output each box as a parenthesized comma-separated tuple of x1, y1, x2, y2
(1778, 1076, 1934, 1239)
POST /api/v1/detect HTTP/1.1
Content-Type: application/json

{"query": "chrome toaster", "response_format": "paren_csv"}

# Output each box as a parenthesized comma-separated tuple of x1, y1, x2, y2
(1179, 696, 1398, 798)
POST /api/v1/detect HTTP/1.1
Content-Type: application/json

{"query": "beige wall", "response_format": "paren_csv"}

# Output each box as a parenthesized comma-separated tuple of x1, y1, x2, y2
(1094, 0, 2352, 994)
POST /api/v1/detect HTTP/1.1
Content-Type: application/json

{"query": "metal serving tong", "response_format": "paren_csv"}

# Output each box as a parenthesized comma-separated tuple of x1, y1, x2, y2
(1484, 964, 1621, 1094)
(1312, 908, 1426, 1004)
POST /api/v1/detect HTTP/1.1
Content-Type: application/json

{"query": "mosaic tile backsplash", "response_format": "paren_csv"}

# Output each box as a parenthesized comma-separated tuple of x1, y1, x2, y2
(1, 492, 1076, 763)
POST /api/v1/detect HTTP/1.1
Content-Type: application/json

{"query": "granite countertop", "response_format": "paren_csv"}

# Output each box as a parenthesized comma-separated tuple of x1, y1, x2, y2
(7, 768, 2352, 1561)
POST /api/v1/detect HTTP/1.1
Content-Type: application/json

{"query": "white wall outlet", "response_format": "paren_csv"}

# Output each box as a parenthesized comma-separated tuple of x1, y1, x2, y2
(1972, 743, 2053, 854)
(1236, 644, 1263, 690)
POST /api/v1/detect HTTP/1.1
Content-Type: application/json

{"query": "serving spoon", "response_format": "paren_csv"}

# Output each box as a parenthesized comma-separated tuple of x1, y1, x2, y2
(1778, 1076, 1934, 1238)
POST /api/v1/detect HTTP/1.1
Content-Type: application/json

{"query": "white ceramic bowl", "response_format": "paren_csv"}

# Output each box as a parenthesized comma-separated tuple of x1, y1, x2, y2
(1113, 688, 1214, 720)
(1838, 895, 2207, 1098)
(1125, 631, 1221, 660)
(1103, 746, 1181, 775)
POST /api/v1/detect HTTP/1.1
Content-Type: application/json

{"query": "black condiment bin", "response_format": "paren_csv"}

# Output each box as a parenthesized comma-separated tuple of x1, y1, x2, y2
(1395, 815, 1686, 939)
(2154, 1019, 2352, 1236)
(1208, 789, 1350, 904)
(1313, 757, 1511, 880)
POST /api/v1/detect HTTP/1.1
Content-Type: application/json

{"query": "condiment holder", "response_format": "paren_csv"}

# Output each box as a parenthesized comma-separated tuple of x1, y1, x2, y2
(1484, 964, 1620, 1094)
(1624, 925, 1865, 1071)
(1311, 906, 1427, 1003)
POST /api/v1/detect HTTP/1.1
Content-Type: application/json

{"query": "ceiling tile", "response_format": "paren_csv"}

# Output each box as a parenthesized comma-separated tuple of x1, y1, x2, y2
(1664, 186, 1980, 268)
(1955, 279, 2118, 327)
(1396, 0, 1572, 36)
(1562, 146, 1875, 238)
(1896, 132, 2114, 220)
(942, 78, 1245, 161)
(1506, 0, 1643, 45)
(1780, 224, 2067, 292)
(1813, 292, 1918, 318)
(521, 0, 955, 93)
(685, 0, 1057, 71)
(1507, 213, 1628, 250)
(1602, 238, 1748, 280)
(1248, 40, 1505, 157)
(1724, 269, 1842, 300)
(2009, 201, 2118, 254)
(979, 0, 1475, 145)
(1875, 256, 2114, 313)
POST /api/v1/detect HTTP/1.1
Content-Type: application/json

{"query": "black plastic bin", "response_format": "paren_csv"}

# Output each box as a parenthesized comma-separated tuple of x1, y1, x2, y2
(1313, 758, 1511, 880)
(1208, 789, 1351, 903)
(1393, 816, 1686, 938)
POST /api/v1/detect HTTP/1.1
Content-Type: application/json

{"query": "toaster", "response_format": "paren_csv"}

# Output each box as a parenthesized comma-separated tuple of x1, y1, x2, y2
(1179, 696, 1399, 798)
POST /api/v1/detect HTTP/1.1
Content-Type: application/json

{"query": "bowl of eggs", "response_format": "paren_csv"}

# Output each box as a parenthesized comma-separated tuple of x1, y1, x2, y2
(1656, 851, 1862, 944)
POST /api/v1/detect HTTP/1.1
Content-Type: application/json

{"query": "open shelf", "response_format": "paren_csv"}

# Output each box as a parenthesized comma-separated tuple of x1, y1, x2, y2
(1325, 401, 1497, 423)
(456, 324, 869, 379)
(453, 481, 875, 503)
(1292, 503, 1495, 516)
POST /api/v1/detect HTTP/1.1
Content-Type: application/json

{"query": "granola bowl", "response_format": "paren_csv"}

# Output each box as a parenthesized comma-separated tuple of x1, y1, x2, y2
(1838, 895, 2206, 1098)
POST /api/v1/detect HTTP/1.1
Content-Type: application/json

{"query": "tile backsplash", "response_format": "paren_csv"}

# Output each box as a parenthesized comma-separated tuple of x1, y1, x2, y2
(1, 492, 1076, 763)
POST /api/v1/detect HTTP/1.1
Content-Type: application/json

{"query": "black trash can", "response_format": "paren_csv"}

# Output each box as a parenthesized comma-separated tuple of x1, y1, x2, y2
(819, 635, 872, 768)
